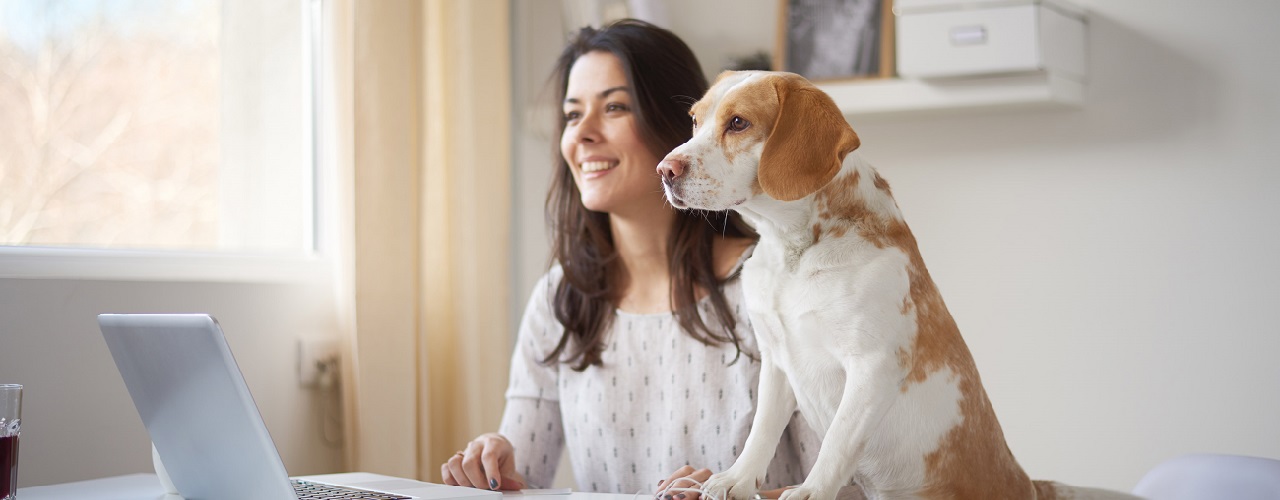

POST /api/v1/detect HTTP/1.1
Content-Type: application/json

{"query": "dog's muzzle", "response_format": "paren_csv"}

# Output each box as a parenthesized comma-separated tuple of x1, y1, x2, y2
(657, 157, 689, 208)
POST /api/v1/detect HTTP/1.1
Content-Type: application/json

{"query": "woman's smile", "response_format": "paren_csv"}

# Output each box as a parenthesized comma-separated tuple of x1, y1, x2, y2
(579, 160, 619, 177)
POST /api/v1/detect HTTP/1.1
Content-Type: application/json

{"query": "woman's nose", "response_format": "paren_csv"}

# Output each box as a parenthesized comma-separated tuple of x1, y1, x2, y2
(568, 110, 603, 144)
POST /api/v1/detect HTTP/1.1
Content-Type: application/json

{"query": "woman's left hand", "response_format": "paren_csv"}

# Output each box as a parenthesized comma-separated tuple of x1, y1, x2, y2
(656, 465, 712, 500)
(656, 466, 792, 500)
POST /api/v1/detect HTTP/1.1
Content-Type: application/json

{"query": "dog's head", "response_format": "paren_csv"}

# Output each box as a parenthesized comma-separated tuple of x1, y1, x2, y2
(658, 71, 860, 210)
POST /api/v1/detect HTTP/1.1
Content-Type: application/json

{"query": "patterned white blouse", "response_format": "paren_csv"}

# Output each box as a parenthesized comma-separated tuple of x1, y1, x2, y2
(498, 261, 822, 493)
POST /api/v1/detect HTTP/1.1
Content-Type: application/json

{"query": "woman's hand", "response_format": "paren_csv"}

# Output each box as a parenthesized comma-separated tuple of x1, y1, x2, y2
(441, 432, 526, 491)
(656, 465, 712, 500)
(655, 466, 791, 500)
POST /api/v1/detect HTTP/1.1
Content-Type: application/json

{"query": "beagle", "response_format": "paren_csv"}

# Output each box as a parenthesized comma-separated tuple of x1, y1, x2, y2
(657, 71, 1138, 500)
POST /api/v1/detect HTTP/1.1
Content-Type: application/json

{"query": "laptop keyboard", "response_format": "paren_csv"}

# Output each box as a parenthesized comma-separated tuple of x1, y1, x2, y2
(292, 479, 412, 500)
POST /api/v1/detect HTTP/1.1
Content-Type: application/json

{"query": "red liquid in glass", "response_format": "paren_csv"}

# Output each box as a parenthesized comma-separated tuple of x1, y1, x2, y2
(0, 435, 16, 497)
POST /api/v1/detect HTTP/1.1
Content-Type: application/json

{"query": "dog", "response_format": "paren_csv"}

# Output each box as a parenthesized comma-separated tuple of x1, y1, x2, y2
(657, 71, 1139, 500)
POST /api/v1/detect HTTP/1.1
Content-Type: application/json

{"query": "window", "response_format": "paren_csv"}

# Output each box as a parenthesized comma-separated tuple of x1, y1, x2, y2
(0, 0, 322, 280)
(0, 0, 314, 257)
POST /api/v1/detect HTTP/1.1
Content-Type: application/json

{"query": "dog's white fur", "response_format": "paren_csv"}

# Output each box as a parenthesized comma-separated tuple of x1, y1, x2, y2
(658, 71, 1138, 500)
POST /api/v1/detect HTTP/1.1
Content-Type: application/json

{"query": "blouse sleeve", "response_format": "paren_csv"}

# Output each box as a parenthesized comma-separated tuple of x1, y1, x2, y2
(498, 271, 566, 489)
(785, 412, 822, 477)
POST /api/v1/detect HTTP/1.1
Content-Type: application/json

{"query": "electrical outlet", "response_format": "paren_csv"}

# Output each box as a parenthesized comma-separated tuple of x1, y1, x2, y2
(298, 337, 340, 388)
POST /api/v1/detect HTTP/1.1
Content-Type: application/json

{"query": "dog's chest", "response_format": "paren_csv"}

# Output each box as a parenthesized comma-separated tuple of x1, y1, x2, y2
(740, 248, 833, 348)
(739, 238, 897, 350)
(739, 243, 864, 429)
(740, 235, 923, 421)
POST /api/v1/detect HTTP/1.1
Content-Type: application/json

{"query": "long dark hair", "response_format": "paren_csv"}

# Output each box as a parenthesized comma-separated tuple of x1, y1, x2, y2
(543, 19, 757, 371)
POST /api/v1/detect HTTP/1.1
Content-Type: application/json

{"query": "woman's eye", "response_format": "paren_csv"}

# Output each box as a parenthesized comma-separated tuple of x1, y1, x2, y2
(606, 102, 629, 112)
(727, 116, 750, 132)
(563, 111, 581, 122)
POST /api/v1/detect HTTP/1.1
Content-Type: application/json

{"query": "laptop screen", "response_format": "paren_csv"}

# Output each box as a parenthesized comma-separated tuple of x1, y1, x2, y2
(99, 314, 298, 499)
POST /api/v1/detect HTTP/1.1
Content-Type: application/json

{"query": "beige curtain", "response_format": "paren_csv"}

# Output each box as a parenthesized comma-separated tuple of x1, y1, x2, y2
(330, 0, 513, 482)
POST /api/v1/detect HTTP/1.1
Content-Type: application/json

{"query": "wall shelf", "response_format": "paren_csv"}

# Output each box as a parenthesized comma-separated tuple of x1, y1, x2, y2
(818, 71, 1082, 120)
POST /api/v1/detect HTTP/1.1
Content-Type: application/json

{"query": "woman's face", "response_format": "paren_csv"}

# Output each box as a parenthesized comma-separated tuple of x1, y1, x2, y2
(560, 51, 665, 216)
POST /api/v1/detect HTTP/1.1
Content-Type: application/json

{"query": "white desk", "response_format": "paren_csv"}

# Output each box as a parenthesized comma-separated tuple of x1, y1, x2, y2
(17, 473, 639, 500)
(17, 473, 167, 500)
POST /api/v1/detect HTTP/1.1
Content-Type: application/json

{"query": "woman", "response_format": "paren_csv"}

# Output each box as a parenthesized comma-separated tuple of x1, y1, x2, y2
(441, 19, 818, 496)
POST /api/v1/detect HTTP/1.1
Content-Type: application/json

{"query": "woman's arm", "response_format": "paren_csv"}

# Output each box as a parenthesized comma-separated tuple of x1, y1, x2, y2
(497, 271, 567, 488)
(444, 272, 567, 490)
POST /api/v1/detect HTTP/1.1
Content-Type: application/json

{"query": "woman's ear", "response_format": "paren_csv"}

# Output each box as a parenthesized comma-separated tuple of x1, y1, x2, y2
(757, 74, 861, 201)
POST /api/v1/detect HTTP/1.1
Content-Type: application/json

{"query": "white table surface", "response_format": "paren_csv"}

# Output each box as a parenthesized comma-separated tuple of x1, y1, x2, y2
(16, 473, 643, 500)
(17, 473, 171, 500)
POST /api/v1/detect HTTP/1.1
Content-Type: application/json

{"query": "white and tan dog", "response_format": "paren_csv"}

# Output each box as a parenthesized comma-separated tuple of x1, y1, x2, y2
(657, 71, 1137, 500)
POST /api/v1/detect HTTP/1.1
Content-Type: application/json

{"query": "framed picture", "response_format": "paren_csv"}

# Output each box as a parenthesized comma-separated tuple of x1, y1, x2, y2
(775, 0, 896, 82)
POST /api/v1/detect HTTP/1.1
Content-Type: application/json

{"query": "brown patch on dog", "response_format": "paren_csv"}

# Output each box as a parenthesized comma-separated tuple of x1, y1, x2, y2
(814, 169, 894, 245)
(712, 79, 778, 167)
(812, 165, 1035, 499)
(906, 254, 1033, 499)
(711, 70, 738, 87)
(812, 170, 852, 238)
(748, 73, 860, 201)
(896, 347, 911, 384)
(690, 98, 710, 127)
(888, 224, 1034, 499)
(872, 171, 892, 196)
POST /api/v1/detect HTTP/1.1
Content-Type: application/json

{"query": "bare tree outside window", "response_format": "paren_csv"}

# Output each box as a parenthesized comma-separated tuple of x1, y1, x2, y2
(0, 0, 220, 250)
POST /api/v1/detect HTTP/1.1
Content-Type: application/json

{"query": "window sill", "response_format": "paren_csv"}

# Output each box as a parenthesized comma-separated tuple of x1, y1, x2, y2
(0, 246, 330, 283)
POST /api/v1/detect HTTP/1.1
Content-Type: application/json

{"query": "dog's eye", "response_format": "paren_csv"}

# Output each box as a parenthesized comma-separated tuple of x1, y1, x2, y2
(727, 116, 750, 132)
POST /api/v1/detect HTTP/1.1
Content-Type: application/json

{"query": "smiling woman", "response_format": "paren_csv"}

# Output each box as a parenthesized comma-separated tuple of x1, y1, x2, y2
(560, 52, 666, 216)
(442, 18, 824, 498)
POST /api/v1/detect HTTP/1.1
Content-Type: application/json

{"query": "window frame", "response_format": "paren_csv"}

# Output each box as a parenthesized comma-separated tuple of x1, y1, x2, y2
(0, 0, 332, 284)
(0, 245, 327, 283)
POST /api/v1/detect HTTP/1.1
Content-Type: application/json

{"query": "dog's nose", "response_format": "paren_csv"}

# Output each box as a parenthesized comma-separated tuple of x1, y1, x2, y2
(658, 158, 686, 182)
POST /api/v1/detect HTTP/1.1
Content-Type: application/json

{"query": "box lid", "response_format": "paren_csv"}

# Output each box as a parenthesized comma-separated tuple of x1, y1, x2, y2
(895, 0, 1083, 17)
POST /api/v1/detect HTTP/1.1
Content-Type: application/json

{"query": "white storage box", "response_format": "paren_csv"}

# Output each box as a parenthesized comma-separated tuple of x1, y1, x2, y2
(895, 0, 1085, 80)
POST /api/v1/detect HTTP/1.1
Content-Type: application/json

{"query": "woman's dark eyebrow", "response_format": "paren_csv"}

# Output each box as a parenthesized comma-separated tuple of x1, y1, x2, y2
(564, 86, 631, 104)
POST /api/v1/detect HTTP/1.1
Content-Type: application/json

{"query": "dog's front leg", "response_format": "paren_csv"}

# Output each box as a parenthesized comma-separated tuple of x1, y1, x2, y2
(702, 355, 797, 500)
(782, 354, 897, 500)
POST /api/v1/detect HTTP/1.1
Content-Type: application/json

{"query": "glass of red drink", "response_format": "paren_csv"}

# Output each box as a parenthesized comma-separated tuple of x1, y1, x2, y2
(0, 384, 20, 500)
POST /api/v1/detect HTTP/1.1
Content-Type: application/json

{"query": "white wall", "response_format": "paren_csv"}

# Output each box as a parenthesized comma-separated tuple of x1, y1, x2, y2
(511, 0, 1280, 492)
(510, 0, 564, 330)
(0, 277, 346, 487)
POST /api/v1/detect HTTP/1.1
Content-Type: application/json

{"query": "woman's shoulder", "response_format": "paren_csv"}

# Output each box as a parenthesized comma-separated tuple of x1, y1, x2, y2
(540, 263, 565, 288)
(518, 264, 564, 318)
(516, 265, 566, 345)
(713, 236, 757, 280)
(528, 264, 565, 305)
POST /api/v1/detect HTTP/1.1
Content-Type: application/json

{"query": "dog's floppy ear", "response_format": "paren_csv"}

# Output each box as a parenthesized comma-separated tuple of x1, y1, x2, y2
(758, 74, 861, 201)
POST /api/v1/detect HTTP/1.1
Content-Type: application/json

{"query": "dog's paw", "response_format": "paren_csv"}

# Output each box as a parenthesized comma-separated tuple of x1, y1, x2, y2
(701, 469, 760, 500)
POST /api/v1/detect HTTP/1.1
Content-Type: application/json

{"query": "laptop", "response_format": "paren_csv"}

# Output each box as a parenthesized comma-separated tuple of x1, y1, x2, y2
(98, 313, 502, 500)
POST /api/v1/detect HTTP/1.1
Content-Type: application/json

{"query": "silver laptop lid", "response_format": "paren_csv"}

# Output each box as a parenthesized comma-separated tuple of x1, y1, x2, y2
(98, 313, 297, 500)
